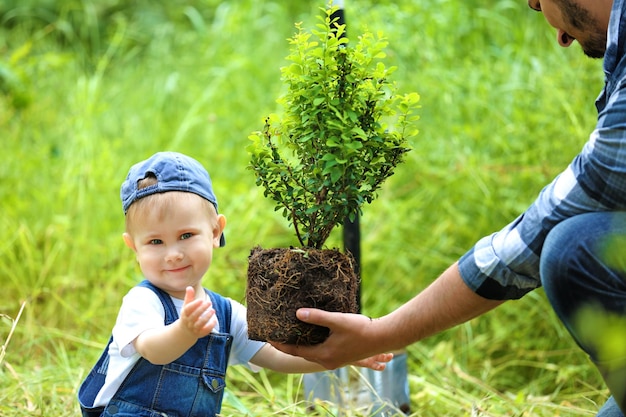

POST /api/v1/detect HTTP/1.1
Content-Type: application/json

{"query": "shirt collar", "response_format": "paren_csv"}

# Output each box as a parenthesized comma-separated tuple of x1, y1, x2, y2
(604, 0, 626, 76)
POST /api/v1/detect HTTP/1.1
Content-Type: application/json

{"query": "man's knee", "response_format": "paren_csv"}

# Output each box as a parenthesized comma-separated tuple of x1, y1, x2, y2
(540, 212, 626, 303)
(540, 214, 597, 309)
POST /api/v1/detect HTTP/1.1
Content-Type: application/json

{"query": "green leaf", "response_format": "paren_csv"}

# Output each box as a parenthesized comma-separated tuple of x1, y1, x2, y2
(247, 5, 420, 248)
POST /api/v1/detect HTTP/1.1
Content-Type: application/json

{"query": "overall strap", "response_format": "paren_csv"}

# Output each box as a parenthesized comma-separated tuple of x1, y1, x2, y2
(205, 289, 232, 334)
(137, 280, 179, 324)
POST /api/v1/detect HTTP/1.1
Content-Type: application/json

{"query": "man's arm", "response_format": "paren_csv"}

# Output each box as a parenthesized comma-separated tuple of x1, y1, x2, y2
(271, 261, 504, 370)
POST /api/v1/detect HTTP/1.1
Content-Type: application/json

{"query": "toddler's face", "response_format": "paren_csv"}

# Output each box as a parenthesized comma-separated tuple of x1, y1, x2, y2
(125, 192, 222, 299)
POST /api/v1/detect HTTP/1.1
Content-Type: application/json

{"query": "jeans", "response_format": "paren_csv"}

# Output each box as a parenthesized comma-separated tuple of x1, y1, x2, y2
(541, 212, 626, 417)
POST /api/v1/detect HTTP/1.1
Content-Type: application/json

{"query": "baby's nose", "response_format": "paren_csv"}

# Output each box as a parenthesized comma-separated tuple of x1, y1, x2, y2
(165, 247, 184, 262)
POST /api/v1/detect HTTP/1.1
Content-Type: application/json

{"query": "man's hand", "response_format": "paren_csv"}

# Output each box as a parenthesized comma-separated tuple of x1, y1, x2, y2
(180, 286, 216, 338)
(270, 308, 386, 370)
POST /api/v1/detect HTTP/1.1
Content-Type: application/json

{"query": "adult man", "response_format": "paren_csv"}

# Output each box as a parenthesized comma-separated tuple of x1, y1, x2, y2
(274, 1, 626, 415)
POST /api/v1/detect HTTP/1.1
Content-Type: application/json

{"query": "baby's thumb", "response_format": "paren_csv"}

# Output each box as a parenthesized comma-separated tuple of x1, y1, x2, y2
(183, 286, 195, 305)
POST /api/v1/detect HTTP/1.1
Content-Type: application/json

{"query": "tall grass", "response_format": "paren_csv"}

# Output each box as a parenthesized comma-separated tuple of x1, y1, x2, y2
(0, 0, 607, 415)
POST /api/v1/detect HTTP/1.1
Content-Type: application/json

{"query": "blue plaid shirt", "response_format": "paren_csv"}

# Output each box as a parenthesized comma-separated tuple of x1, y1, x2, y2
(458, 0, 626, 300)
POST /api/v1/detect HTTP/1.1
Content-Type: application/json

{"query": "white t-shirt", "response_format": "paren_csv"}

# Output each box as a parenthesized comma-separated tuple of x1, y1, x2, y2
(93, 286, 265, 407)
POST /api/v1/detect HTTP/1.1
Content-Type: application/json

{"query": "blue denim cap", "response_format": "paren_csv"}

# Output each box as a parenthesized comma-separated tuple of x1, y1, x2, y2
(120, 151, 225, 247)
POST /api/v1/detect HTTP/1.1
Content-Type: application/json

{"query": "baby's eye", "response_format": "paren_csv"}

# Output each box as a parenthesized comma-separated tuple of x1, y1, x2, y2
(149, 239, 163, 245)
(180, 232, 193, 240)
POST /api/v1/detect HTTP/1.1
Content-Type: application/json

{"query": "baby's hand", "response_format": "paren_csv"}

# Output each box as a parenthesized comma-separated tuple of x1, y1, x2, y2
(180, 286, 216, 338)
(350, 352, 394, 371)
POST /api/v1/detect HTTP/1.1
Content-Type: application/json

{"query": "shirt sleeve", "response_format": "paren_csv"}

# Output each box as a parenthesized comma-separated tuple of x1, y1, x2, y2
(458, 81, 626, 300)
(227, 298, 265, 370)
(112, 286, 166, 358)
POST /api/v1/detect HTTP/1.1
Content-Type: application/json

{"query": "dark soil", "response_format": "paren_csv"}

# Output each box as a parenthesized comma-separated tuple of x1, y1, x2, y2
(246, 246, 359, 345)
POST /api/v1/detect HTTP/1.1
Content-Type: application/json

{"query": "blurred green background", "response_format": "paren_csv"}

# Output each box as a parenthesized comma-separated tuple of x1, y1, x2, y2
(0, 0, 608, 415)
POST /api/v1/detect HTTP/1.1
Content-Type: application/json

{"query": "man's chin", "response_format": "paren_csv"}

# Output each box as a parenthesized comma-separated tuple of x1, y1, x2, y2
(581, 36, 607, 59)
(584, 48, 606, 59)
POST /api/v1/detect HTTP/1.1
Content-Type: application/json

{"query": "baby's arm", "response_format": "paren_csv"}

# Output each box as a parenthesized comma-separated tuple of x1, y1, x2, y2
(249, 343, 393, 373)
(134, 287, 216, 365)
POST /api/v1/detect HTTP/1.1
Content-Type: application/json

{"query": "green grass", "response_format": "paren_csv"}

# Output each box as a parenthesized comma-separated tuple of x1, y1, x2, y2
(0, 0, 609, 415)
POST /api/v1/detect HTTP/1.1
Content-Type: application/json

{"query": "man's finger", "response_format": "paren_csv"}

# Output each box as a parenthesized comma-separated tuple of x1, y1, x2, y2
(296, 308, 332, 325)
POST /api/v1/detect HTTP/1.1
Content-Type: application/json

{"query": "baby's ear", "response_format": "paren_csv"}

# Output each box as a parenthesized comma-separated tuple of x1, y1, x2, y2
(123, 232, 136, 251)
(214, 214, 227, 247)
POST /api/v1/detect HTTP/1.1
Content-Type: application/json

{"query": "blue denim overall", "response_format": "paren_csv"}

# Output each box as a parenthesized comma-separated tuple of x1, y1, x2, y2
(78, 280, 233, 417)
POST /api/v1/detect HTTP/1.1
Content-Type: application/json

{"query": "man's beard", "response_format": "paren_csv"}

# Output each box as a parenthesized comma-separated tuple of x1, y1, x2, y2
(559, 0, 607, 59)
(581, 32, 607, 59)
